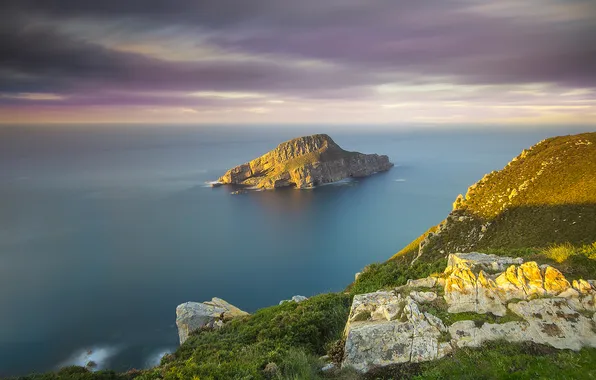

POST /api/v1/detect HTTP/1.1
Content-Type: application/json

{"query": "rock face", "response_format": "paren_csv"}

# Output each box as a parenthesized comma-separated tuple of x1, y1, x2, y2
(444, 253, 572, 316)
(218, 134, 393, 189)
(176, 298, 249, 344)
(342, 253, 596, 373)
(343, 291, 451, 373)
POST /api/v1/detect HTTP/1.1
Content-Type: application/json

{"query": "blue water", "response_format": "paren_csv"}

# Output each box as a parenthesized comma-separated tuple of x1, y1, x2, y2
(0, 124, 593, 376)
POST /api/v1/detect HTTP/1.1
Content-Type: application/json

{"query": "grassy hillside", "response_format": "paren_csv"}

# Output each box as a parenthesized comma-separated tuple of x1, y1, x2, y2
(9, 132, 596, 380)
(385, 132, 596, 274)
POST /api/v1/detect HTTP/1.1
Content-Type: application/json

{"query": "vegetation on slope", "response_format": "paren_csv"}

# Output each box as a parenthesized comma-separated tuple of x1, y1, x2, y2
(149, 293, 350, 380)
(395, 132, 596, 272)
(366, 341, 596, 380)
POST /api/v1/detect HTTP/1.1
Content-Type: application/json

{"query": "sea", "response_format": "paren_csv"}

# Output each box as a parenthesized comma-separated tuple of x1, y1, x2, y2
(0, 124, 593, 376)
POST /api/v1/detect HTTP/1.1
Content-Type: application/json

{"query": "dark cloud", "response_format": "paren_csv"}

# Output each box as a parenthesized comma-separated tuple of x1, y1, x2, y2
(0, 19, 384, 99)
(1, 0, 595, 110)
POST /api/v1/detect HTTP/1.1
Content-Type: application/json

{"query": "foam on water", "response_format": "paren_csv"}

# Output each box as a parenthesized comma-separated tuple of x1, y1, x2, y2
(318, 178, 357, 187)
(202, 181, 223, 188)
(145, 348, 173, 368)
(59, 345, 120, 371)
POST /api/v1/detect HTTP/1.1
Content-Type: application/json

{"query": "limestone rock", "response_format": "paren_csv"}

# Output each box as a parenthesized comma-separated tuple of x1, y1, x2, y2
(342, 253, 596, 374)
(204, 297, 250, 321)
(573, 279, 593, 294)
(342, 292, 449, 373)
(410, 291, 437, 303)
(445, 252, 523, 273)
(444, 263, 478, 314)
(218, 134, 393, 189)
(450, 320, 528, 348)
(543, 266, 571, 295)
(508, 298, 596, 350)
(449, 298, 596, 351)
(407, 277, 437, 288)
(176, 298, 248, 344)
(279, 295, 308, 305)
(443, 253, 574, 316)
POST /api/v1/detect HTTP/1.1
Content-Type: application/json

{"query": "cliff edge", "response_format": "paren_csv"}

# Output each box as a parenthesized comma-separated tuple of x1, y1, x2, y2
(217, 134, 393, 189)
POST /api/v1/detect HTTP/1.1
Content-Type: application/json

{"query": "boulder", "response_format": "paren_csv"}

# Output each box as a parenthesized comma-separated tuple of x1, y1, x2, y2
(279, 295, 308, 305)
(406, 277, 437, 288)
(176, 298, 248, 344)
(410, 291, 437, 303)
(342, 292, 451, 373)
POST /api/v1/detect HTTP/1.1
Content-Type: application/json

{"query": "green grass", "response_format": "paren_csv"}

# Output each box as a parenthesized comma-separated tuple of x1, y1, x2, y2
(461, 133, 596, 218)
(390, 225, 439, 260)
(348, 258, 446, 296)
(362, 342, 596, 379)
(140, 293, 350, 380)
(394, 133, 596, 275)
(415, 341, 596, 380)
(9, 367, 138, 380)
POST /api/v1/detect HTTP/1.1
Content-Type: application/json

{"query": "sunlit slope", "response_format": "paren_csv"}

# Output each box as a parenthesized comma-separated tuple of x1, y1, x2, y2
(393, 132, 596, 262)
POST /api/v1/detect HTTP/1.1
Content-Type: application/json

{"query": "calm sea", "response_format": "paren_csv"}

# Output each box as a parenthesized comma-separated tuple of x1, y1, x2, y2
(0, 124, 593, 376)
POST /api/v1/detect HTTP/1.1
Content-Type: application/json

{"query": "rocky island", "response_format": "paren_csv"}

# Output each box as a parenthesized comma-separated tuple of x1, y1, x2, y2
(217, 134, 393, 189)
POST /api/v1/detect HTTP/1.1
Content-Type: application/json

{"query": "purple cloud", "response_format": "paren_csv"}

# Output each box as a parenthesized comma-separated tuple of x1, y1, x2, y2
(0, 0, 595, 122)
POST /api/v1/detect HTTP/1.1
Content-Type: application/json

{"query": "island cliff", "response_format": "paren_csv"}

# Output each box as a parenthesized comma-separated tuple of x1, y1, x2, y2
(217, 134, 393, 189)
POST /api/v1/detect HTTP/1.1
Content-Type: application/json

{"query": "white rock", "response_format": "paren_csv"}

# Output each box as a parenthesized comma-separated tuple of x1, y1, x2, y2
(279, 295, 308, 305)
(407, 277, 437, 288)
(508, 298, 596, 350)
(445, 252, 523, 273)
(342, 293, 449, 373)
(450, 320, 528, 348)
(176, 298, 248, 344)
(410, 291, 437, 303)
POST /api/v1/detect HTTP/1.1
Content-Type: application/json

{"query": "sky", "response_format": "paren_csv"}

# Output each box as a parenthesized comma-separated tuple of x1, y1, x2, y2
(1, 0, 595, 125)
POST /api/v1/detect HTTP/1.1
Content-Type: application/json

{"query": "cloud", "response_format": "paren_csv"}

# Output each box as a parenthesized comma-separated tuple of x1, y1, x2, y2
(0, 0, 595, 123)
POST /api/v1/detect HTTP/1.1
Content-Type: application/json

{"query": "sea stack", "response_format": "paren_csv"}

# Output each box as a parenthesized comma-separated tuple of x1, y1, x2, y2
(218, 134, 393, 189)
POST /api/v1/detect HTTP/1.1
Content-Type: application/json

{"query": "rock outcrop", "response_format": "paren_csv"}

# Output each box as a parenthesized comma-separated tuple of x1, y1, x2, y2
(343, 291, 451, 373)
(444, 253, 573, 316)
(217, 134, 393, 189)
(176, 297, 249, 344)
(341, 253, 596, 373)
(279, 295, 308, 305)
